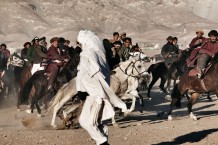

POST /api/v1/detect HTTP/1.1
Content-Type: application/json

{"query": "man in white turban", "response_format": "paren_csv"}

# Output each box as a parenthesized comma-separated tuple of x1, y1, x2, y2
(77, 30, 128, 145)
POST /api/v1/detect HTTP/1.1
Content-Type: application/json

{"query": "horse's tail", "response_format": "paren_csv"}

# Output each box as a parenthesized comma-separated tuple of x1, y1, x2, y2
(171, 83, 182, 108)
(20, 75, 35, 105)
(147, 64, 155, 74)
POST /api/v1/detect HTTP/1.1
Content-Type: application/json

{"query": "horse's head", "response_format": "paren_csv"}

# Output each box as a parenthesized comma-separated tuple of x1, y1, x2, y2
(124, 57, 148, 77)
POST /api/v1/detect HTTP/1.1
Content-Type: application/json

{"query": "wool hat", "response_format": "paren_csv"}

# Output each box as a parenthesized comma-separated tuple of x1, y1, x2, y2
(166, 36, 174, 41)
(196, 30, 204, 35)
(208, 30, 218, 37)
(50, 37, 59, 43)
(23, 42, 31, 47)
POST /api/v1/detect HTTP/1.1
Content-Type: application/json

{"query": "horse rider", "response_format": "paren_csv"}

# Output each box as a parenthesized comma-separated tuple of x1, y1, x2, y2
(118, 37, 132, 61)
(161, 36, 179, 67)
(77, 30, 128, 145)
(46, 37, 68, 89)
(189, 30, 207, 50)
(21, 42, 31, 60)
(27, 37, 47, 74)
(196, 30, 218, 78)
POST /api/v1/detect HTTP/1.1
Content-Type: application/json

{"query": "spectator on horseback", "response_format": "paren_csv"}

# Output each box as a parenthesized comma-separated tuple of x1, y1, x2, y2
(118, 37, 131, 61)
(39, 37, 48, 54)
(64, 40, 70, 47)
(161, 36, 179, 67)
(1, 43, 10, 59)
(103, 39, 121, 70)
(119, 32, 126, 44)
(173, 37, 179, 49)
(27, 37, 47, 74)
(21, 42, 31, 60)
(189, 30, 207, 50)
(110, 32, 119, 44)
(46, 37, 68, 89)
(0, 44, 10, 70)
(196, 30, 218, 78)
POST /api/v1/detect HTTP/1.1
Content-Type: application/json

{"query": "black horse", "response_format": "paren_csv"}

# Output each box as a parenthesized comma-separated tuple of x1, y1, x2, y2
(147, 49, 191, 99)
(20, 49, 80, 116)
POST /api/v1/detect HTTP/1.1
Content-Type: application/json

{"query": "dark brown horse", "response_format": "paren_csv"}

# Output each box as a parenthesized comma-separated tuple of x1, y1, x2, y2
(167, 58, 218, 121)
(17, 66, 34, 110)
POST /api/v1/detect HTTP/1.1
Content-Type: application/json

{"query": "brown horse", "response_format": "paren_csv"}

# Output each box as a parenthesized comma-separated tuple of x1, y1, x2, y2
(167, 59, 218, 121)
(17, 66, 34, 110)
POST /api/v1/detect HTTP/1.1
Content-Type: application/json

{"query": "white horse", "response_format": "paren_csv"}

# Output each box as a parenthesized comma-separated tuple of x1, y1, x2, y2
(48, 57, 149, 128)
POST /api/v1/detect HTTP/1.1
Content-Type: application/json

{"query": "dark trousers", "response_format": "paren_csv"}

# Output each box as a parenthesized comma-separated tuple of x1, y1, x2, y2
(46, 63, 59, 86)
(197, 53, 210, 70)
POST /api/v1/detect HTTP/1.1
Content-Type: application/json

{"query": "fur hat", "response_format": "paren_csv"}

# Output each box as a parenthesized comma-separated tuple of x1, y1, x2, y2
(120, 32, 126, 36)
(50, 37, 59, 43)
(32, 37, 39, 42)
(23, 42, 31, 47)
(166, 36, 173, 41)
(39, 37, 46, 42)
(196, 30, 204, 35)
(1, 43, 6, 48)
(208, 30, 218, 37)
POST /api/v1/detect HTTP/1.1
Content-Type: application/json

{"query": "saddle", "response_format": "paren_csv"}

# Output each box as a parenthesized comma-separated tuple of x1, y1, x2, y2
(188, 63, 212, 78)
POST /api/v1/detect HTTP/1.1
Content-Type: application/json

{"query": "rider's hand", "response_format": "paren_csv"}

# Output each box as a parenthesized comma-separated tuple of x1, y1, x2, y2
(64, 58, 69, 62)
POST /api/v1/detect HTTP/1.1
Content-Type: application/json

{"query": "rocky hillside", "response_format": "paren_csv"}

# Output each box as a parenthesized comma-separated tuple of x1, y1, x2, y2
(0, 0, 217, 52)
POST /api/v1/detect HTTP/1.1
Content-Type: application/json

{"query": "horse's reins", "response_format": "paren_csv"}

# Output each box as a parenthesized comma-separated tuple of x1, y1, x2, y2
(119, 59, 146, 78)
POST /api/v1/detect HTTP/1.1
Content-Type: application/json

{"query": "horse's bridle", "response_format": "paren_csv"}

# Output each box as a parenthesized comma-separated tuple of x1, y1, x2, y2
(119, 59, 146, 78)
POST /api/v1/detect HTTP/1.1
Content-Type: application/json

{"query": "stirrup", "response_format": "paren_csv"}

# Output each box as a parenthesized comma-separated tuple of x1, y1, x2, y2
(196, 73, 201, 79)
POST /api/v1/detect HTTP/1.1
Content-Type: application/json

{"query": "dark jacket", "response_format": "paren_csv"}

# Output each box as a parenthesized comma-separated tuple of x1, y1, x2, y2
(118, 45, 130, 61)
(47, 46, 65, 61)
(21, 47, 28, 59)
(161, 42, 179, 58)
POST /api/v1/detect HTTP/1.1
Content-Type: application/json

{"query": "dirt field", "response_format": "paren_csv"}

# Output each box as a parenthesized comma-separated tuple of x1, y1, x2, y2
(1, 62, 218, 145)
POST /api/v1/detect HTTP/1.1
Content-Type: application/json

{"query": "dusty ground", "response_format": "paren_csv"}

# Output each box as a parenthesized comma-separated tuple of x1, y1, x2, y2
(1, 61, 218, 145)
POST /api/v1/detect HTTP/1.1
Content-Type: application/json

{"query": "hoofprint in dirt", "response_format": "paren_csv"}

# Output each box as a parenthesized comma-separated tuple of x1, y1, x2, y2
(1, 79, 218, 144)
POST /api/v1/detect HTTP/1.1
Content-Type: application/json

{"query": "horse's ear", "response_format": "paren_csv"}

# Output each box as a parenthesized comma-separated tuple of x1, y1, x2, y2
(110, 70, 116, 75)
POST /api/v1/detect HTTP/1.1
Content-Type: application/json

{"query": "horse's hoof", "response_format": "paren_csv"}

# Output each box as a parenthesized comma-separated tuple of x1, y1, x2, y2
(165, 95, 171, 101)
(25, 109, 32, 114)
(139, 109, 143, 113)
(190, 112, 197, 121)
(112, 123, 120, 128)
(51, 124, 58, 129)
(168, 115, 173, 121)
(37, 114, 42, 118)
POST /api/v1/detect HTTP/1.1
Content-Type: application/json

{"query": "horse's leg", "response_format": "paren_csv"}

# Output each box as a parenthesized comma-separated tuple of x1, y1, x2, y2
(136, 88, 144, 113)
(147, 75, 159, 100)
(17, 90, 22, 111)
(121, 94, 136, 113)
(187, 93, 200, 121)
(160, 76, 168, 94)
(167, 78, 171, 93)
(206, 92, 212, 101)
(167, 99, 179, 121)
(26, 97, 34, 114)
